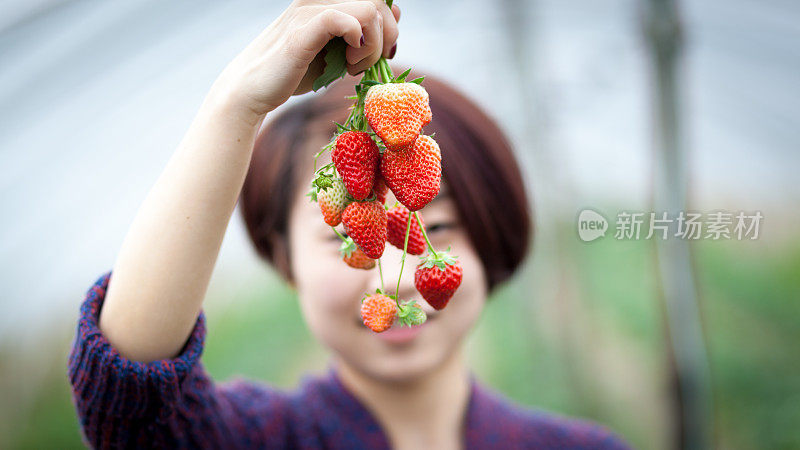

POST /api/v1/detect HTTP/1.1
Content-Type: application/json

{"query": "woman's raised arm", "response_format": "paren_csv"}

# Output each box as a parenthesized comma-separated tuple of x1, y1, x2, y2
(99, 0, 400, 362)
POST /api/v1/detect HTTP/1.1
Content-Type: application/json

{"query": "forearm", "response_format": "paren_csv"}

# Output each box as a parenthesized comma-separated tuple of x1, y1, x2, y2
(99, 85, 262, 362)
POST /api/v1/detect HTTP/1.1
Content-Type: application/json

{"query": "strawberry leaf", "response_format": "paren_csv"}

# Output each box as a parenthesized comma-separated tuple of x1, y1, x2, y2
(395, 68, 412, 83)
(306, 185, 318, 202)
(409, 77, 425, 85)
(334, 122, 349, 134)
(312, 38, 348, 92)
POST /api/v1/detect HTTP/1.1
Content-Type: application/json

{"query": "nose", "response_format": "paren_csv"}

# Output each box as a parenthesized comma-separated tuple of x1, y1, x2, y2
(372, 243, 420, 301)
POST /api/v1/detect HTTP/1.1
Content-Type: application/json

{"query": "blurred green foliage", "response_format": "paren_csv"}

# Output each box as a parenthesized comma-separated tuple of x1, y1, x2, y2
(4, 237, 799, 449)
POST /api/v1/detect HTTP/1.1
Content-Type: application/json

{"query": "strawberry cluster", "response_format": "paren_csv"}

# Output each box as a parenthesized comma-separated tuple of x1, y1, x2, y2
(308, 56, 463, 334)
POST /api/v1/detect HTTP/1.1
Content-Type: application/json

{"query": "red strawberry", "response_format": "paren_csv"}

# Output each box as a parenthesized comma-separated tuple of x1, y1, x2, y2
(361, 292, 397, 332)
(414, 250, 462, 310)
(333, 131, 379, 200)
(340, 237, 376, 270)
(380, 135, 441, 211)
(373, 172, 389, 204)
(386, 205, 426, 255)
(318, 178, 349, 226)
(341, 200, 387, 259)
(365, 83, 432, 150)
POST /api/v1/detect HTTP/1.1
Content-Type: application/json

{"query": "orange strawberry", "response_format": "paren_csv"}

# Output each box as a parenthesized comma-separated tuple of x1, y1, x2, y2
(365, 83, 432, 150)
(341, 200, 387, 259)
(361, 292, 397, 332)
(386, 205, 426, 255)
(333, 131, 379, 200)
(380, 135, 441, 211)
(340, 236, 376, 270)
(318, 178, 349, 226)
(414, 249, 462, 310)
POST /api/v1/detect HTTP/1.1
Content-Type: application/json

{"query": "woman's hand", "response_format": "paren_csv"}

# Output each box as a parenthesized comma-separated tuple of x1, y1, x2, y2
(215, 0, 401, 121)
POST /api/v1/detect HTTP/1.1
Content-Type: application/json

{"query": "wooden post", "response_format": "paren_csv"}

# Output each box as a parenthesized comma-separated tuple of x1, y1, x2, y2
(642, 0, 712, 448)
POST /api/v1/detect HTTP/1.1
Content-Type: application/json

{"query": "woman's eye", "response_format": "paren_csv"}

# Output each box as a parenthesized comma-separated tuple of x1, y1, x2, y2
(328, 230, 348, 242)
(427, 222, 454, 233)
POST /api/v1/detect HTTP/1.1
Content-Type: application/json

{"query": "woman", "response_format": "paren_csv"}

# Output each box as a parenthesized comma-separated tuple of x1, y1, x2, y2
(68, 1, 629, 448)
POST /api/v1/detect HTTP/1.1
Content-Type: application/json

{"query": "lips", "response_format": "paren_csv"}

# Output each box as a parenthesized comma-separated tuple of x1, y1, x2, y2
(376, 321, 426, 344)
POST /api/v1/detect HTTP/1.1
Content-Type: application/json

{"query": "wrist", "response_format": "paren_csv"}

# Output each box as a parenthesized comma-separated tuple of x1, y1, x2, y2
(202, 76, 270, 131)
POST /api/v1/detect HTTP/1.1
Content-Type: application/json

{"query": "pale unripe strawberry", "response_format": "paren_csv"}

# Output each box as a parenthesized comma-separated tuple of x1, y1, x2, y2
(318, 178, 349, 226)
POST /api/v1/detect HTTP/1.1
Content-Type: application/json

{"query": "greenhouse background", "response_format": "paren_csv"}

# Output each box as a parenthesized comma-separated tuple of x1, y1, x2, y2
(1, 0, 798, 448)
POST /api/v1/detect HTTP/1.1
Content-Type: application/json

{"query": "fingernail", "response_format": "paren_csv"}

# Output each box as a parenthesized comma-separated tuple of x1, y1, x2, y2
(360, 34, 365, 47)
(389, 43, 397, 59)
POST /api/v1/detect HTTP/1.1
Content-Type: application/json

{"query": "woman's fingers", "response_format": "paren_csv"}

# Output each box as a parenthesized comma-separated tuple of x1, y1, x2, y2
(330, 1, 383, 69)
(283, 1, 399, 78)
(391, 3, 401, 22)
(378, 2, 399, 58)
(339, 0, 398, 75)
(292, 8, 363, 65)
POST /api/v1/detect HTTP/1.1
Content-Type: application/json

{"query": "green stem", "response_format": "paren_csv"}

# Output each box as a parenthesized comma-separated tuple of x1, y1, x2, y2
(332, 227, 348, 243)
(313, 150, 322, 173)
(378, 258, 385, 292)
(380, 58, 394, 81)
(394, 213, 412, 304)
(414, 211, 438, 257)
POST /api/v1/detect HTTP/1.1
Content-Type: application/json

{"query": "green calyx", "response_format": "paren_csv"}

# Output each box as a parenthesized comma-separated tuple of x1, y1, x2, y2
(362, 287, 389, 303)
(314, 173, 333, 190)
(397, 300, 427, 327)
(418, 246, 458, 271)
(339, 236, 356, 257)
(387, 67, 423, 84)
(307, 168, 337, 203)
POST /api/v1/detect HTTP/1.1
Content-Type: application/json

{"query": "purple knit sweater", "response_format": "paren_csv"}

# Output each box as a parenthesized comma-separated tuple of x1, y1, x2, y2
(68, 272, 630, 449)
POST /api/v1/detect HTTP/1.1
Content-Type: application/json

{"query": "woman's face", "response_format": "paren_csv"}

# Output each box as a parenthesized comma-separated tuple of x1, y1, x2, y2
(287, 133, 488, 383)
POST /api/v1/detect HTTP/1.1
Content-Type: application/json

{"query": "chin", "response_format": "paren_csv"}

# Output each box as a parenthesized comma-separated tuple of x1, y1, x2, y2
(341, 321, 456, 384)
(359, 348, 442, 384)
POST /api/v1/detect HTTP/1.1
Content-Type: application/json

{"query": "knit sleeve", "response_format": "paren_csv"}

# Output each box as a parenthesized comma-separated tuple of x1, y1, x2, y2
(67, 271, 291, 448)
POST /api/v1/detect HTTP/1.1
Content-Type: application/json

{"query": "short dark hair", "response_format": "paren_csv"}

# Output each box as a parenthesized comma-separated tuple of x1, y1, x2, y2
(239, 71, 532, 291)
